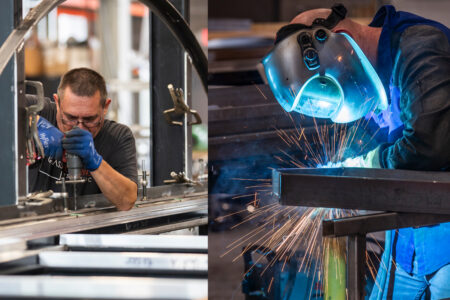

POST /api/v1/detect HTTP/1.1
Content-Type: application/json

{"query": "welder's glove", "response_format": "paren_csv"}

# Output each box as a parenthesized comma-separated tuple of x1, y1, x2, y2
(318, 146, 381, 169)
(37, 116, 63, 160)
(62, 128, 103, 171)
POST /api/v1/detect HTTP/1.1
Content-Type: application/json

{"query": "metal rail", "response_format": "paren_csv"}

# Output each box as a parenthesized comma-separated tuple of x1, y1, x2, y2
(0, 197, 207, 242)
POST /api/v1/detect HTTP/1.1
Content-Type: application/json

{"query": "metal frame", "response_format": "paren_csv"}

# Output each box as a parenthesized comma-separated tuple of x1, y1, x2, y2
(272, 167, 450, 299)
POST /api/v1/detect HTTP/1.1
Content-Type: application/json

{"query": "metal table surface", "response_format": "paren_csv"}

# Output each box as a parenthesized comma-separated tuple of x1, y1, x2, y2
(0, 195, 207, 242)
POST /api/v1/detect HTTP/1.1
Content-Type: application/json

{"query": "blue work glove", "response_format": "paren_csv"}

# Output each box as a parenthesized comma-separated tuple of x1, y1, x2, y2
(62, 128, 103, 171)
(37, 117, 63, 160)
(318, 146, 381, 169)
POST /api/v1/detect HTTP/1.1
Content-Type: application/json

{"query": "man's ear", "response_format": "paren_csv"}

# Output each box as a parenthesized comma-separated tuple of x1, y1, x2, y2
(53, 94, 60, 110)
(103, 98, 112, 115)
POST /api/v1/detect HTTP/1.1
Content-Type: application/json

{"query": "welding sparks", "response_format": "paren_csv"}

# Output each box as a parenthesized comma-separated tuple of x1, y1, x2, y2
(217, 89, 386, 299)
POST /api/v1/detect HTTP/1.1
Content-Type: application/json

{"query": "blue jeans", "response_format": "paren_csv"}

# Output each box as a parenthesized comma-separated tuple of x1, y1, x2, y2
(377, 259, 450, 300)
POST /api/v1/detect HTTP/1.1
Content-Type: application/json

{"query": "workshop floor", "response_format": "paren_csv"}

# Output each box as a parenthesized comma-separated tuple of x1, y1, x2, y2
(209, 227, 246, 300)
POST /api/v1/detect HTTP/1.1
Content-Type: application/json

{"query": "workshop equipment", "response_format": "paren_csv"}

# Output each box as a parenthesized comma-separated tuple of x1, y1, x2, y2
(272, 167, 450, 299)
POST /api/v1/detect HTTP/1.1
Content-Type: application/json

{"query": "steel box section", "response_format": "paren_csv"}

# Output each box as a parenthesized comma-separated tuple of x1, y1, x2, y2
(272, 168, 450, 214)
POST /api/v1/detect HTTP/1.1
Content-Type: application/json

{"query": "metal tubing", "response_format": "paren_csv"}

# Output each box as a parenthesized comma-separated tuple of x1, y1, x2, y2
(347, 234, 366, 300)
(323, 212, 450, 237)
(273, 168, 450, 214)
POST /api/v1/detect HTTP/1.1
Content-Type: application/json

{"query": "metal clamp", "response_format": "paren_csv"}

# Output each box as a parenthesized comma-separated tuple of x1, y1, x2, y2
(164, 171, 199, 186)
(25, 80, 45, 164)
(163, 84, 202, 126)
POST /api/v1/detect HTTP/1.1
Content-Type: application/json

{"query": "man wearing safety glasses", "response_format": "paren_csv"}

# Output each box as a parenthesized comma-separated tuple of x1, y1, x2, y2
(263, 4, 450, 299)
(28, 68, 137, 211)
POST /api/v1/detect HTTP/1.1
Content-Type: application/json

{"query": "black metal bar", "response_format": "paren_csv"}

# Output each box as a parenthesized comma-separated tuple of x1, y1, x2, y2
(347, 234, 366, 300)
(0, 0, 20, 206)
(273, 168, 450, 214)
(323, 212, 450, 237)
(140, 0, 206, 91)
(149, 0, 188, 186)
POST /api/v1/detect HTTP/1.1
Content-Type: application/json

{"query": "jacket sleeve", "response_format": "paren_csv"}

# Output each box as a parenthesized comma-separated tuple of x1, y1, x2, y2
(379, 25, 450, 170)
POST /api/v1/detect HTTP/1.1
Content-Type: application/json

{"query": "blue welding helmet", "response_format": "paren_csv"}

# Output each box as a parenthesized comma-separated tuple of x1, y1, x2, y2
(262, 5, 387, 123)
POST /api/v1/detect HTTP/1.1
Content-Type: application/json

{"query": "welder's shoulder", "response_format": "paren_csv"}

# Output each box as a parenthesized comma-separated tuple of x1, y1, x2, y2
(395, 25, 450, 63)
(399, 25, 449, 51)
(393, 25, 450, 86)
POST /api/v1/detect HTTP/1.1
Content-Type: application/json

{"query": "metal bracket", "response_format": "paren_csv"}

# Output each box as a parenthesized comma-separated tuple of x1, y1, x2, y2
(163, 84, 201, 126)
(163, 171, 198, 186)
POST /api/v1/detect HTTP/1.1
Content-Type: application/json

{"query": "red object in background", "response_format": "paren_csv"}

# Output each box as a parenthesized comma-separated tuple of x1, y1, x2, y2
(201, 28, 208, 47)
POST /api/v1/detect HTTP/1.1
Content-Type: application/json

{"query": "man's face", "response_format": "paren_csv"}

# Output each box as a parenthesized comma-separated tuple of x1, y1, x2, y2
(54, 87, 111, 138)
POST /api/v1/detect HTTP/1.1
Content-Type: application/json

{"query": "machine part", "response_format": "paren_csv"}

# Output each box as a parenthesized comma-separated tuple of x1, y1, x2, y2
(140, 160, 148, 201)
(66, 153, 83, 181)
(24, 81, 45, 164)
(0, 276, 207, 300)
(61, 177, 68, 212)
(164, 84, 202, 126)
(0, 0, 207, 92)
(272, 167, 450, 214)
(59, 234, 207, 253)
(164, 171, 199, 185)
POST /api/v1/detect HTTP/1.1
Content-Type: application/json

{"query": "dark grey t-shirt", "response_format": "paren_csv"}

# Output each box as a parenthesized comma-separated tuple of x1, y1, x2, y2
(27, 95, 138, 195)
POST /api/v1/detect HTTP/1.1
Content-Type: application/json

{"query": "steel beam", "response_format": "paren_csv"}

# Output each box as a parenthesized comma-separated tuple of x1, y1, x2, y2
(347, 234, 366, 300)
(150, 0, 190, 186)
(323, 212, 450, 237)
(273, 168, 450, 214)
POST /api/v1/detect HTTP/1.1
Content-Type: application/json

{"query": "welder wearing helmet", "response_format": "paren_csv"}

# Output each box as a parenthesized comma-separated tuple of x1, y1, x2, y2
(263, 4, 450, 299)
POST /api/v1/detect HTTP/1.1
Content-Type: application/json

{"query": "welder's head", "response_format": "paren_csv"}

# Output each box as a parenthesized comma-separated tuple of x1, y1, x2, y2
(262, 4, 387, 123)
(54, 68, 111, 137)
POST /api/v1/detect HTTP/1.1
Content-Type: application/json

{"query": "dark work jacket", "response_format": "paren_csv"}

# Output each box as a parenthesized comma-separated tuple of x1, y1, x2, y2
(369, 6, 450, 276)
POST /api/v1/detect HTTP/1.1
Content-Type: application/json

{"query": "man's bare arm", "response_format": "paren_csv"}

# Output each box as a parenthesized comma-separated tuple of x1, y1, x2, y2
(90, 160, 137, 211)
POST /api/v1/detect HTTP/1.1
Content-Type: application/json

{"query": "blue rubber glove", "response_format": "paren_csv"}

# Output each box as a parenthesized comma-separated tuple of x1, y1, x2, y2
(37, 117, 63, 160)
(318, 146, 381, 169)
(62, 128, 103, 171)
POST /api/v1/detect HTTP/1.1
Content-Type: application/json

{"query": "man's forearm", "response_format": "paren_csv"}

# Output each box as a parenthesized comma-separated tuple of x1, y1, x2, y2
(90, 160, 137, 210)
